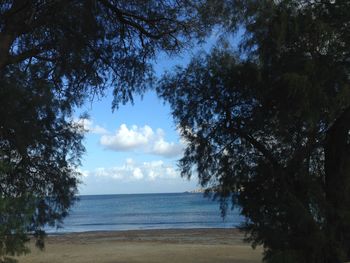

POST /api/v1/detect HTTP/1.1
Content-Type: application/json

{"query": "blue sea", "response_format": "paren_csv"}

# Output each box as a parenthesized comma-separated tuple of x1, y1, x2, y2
(49, 193, 244, 233)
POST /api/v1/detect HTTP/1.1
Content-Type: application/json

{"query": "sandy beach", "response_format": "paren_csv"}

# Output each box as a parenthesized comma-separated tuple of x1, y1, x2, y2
(16, 228, 262, 263)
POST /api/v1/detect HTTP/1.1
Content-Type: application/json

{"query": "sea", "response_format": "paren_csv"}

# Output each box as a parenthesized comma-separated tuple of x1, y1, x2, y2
(48, 193, 244, 233)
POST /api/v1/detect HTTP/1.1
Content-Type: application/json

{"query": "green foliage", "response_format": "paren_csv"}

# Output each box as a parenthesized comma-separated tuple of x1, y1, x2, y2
(0, 195, 34, 258)
(158, 1, 350, 262)
(0, 0, 205, 108)
(0, 0, 209, 260)
(0, 63, 83, 260)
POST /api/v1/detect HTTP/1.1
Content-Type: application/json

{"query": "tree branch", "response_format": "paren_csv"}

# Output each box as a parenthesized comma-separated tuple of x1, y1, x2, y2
(5, 43, 53, 66)
(99, 0, 177, 40)
(6, 49, 42, 65)
(233, 127, 281, 169)
(221, 101, 281, 169)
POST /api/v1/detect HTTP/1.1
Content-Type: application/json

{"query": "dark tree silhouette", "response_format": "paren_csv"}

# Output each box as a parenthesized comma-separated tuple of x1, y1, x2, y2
(0, 1, 207, 261)
(158, 1, 350, 262)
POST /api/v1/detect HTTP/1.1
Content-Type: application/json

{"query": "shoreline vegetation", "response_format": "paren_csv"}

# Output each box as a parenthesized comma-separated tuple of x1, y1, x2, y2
(15, 228, 262, 263)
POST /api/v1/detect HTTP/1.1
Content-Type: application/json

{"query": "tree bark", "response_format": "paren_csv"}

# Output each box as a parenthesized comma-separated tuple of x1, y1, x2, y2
(324, 106, 350, 262)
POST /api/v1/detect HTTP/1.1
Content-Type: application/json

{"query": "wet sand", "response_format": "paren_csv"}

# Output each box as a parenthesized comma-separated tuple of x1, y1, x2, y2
(16, 228, 263, 263)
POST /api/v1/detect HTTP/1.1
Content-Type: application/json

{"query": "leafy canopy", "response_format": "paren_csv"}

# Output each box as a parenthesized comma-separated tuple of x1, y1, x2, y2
(158, 1, 350, 262)
(0, 0, 208, 261)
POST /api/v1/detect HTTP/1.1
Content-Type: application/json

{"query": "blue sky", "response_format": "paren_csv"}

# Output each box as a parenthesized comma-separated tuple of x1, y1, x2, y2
(75, 87, 199, 195)
(75, 50, 200, 195)
(75, 30, 240, 195)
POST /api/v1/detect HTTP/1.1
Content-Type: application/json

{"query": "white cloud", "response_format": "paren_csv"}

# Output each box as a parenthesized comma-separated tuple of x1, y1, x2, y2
(165, 167, 177, 178)
(151, 138, 183, 158)
(100, 124, 183, 158)
(132, 167, 144, 180)
(100, 124, 154, 151)
(95, 167, 125, 180)
(73, 118, 108, 135)
(84, 158, 180, 181)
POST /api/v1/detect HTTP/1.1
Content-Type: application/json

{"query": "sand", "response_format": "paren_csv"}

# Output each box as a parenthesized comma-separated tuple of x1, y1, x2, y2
(15, 228, 263, 263)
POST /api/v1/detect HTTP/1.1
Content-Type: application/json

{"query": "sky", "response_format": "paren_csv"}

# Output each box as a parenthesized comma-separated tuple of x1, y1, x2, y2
(76, 89, 197, 195)
(75, 45, 208, 195)
(75, 30, 240, 195)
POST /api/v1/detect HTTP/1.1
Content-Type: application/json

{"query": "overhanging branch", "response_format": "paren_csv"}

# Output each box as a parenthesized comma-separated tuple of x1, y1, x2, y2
(233, 127, 281, 169)
(99, 0, 178, 40)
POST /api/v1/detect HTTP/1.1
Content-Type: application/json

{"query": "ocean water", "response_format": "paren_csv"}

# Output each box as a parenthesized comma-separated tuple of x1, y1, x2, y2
(49, 193, 244, 233)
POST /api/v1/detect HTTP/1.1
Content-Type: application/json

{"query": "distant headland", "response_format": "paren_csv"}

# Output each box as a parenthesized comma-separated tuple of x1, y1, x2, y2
(185, 188, 206, 194)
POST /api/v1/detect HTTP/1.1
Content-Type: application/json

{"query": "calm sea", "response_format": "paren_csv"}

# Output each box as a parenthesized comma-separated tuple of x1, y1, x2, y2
(49, 193, 244, 233)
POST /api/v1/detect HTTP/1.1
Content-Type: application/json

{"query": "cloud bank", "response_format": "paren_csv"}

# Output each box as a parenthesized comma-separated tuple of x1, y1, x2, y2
(83, 158, 179, 181)
(100, 124, 183, 158)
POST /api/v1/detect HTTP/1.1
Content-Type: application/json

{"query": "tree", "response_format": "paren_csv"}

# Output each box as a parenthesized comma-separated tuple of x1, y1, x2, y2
(158, 1, 350, 262)
(0, 1, 207, 261)
(0, 63, 84, 262)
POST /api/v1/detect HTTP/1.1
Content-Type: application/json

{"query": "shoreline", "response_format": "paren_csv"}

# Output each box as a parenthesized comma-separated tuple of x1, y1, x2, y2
(46, 226, 238, 235)
(17, 228, 263, 263)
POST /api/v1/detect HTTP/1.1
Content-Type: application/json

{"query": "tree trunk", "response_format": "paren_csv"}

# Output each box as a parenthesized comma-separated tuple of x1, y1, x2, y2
(324, 106, 350, 262)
